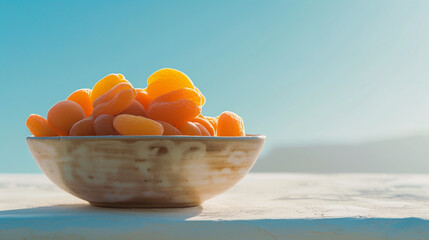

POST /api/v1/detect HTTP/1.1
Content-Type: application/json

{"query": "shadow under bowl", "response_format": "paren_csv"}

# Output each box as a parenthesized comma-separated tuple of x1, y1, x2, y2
(26, 135, 265, 208)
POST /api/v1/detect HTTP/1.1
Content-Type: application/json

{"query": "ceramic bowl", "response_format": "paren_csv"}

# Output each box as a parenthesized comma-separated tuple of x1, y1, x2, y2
(26, 135, 265, 208)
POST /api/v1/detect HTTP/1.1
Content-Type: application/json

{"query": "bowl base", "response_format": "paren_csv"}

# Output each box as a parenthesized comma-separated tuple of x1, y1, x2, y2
(89, 201, 202, 208)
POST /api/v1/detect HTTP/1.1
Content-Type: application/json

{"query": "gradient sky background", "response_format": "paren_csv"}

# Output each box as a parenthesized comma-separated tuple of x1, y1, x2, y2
(1, 0, 429, 172)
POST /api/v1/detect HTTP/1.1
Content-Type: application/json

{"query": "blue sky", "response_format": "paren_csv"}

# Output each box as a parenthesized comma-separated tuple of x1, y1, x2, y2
(1, 0, 429, 172)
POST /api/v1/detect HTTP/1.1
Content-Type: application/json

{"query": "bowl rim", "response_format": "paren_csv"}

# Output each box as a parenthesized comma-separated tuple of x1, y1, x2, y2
(26, 134, 266, 141)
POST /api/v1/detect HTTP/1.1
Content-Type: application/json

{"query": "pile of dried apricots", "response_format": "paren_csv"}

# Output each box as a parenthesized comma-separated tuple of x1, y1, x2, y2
(26, 68, 245, 137)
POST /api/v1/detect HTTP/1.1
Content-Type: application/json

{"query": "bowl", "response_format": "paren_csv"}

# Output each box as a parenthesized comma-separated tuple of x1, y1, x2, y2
(26, 135, 265, 208)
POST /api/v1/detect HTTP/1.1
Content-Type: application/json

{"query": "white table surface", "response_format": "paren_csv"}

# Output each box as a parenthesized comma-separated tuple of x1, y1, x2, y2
(1, 173, 429, 239)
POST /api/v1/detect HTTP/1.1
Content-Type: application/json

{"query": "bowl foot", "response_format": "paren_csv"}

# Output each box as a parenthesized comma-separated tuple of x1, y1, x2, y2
(89, 201, 202, 208)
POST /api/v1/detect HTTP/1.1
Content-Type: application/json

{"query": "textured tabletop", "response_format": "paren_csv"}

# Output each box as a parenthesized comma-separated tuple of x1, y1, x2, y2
(1, 173, 429, 239)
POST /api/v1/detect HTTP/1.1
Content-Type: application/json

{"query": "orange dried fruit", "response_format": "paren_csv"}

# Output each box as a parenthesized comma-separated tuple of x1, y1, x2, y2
(204, 116, 218, 133)
(150, 88, 203, 107)
(194, 87, 205, 105)
(193, 122, 210, 136)
(26, 114, 58, 137)
(47, 100, 86, 136)
(146, 68, 194, 99)
(135, 88, 152, 110)
(69, 116, 95, 136)
(27, 68, 249, 138)
(217, 111, 245, 137)
(177, 122, 201, 136)
(158, 121, 181, 135)
(92, 89, 136, 117)
(120, 100, 146, 117)
(147, 99, 201, 126)
(66, 89, 93, 117)
(93, 82, 134, 107)
(147, 68, 192, 85)
(193, 117, 215, 136)
(113, 114, 163, 135)
(91, 74, 130, 103)
(94, 114, 119, 135)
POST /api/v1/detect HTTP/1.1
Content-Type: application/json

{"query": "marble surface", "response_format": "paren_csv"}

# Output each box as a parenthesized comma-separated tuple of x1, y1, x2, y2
(1, 173, 429, 239)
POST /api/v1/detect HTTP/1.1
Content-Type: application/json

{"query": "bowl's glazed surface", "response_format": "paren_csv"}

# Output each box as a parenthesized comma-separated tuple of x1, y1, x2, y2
(26, 135, 265, 207)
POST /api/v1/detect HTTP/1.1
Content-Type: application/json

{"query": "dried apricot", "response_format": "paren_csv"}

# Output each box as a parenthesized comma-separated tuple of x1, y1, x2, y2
(94, 114, 119, 135)
(135, 88, 152, 110)
(193, 122, 210, 136)
(147, 99, 201, 126)
(92, 89, 136, 117)
(66, 89, 93, 117)
(217, 111, 245, 137)
(194, 87, 205, 105)
(113, 114, 163, 135)
(158, 121, 181, 135)
(204, 116, 218, 133)
(47, 100, 85, 136)
(177, 122, 201, 136)
(93, 82, 134, 107)
(27, 68, 249, 138)
(120, 100, 146, 117)
(69, 116, 95, 136)
(193, 117, 215, 136)
(146, 68, 194, 99)
(150, 88, 203, 107)
(91, 74, 130, 103)
(26, 114, 58, 137)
